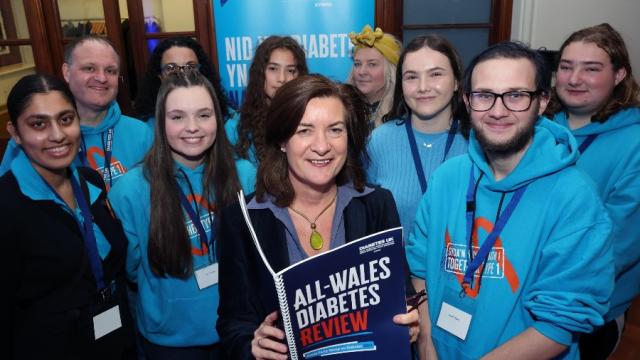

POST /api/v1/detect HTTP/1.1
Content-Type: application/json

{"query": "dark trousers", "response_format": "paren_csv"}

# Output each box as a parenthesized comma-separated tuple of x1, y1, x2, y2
(579, 318, 622, 360)
(141, 337, 224, 360)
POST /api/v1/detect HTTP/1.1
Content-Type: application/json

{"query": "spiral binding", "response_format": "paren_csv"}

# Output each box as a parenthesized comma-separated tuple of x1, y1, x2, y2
(275, 276, 299, 360)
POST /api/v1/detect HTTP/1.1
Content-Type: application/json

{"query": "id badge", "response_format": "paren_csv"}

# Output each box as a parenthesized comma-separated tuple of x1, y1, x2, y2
(436, 286, 476, 341)
(93, 305, 122, 340)
(195, 263, 219, 290)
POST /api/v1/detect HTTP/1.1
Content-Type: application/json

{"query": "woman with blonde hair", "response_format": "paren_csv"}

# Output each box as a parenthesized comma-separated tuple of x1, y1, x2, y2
(347, 25, 401, 128)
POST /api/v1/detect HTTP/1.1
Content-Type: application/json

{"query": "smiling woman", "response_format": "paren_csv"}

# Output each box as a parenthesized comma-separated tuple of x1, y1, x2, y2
(107, 70, 241, 358)
(366, 34, 468, 235)
(217, 74, 420, 359)
(1, 73, 133, 358)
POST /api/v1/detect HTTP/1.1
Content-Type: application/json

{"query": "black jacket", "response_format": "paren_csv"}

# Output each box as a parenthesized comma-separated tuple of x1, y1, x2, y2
(217, 187, 402, 359)
(0, 167, 133, 359)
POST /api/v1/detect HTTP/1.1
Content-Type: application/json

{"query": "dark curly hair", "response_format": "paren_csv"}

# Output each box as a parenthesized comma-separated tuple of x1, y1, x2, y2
(235, 36, 308, 161)
(256, 74, 370, 207)
(133, 37, 232, 121)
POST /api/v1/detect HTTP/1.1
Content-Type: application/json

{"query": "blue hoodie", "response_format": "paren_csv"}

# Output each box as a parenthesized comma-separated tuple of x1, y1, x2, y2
(224, 113, 258, 193)
(10, 148, 111, 258)
(407, 118, 613, 359)
(108, 163, 220, 347)
(553, 107, 640, 321)
(1, 102, 153, 186)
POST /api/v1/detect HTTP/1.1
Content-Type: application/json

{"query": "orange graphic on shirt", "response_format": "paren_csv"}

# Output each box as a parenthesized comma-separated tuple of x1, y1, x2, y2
(185, 193, 216, 256)
(444, 217, 520, 298)
(86, 147, 126, 190)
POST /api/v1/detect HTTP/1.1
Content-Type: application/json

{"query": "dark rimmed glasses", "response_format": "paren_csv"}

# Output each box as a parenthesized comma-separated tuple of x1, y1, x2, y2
(160, 62, 201, 77)
(467, 90, 541, 112)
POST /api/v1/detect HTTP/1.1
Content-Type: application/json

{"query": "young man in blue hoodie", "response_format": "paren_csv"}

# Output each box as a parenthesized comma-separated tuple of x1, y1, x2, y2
(545, 24, 640, 359)
(406, 42, 614, 359)
(1, 36, 153, 187)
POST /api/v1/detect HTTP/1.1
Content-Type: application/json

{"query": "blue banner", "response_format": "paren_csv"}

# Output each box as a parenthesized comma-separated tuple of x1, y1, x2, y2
(212, 0, 375, 108)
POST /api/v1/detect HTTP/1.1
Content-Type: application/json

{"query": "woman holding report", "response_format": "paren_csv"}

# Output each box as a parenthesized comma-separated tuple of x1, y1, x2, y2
(217, 74, 419, 359)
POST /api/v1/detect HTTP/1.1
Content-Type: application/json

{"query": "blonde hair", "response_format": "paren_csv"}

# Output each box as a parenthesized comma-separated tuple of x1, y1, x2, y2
(346, 58, 395, 127)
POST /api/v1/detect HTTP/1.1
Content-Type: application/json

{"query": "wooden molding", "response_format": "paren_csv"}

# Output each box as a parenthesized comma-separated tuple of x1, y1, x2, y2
(103, 0, 133, 114)
(490, 0, 513, 44)
(375, 0, 402, 40)
(23, 0, 55, 75)
(126, 0, 147, 83)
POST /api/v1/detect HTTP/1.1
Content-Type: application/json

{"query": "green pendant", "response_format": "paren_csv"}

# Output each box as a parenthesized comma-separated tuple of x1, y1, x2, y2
(310, 229, 324, 250)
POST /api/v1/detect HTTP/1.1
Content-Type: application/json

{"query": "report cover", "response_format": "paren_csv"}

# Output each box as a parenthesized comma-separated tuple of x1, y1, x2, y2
(238, 192, 411, 359)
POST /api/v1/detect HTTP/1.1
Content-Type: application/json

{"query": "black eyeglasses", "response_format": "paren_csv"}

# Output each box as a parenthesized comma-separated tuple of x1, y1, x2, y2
(467, 90, 541, 112)
(160, 62, 201, 76)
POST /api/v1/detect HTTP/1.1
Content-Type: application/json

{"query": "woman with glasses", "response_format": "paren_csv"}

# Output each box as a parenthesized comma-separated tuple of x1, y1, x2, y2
(225, 36, 309, 193)
(109, 71, 241, 359)
(1, 74, 134, 358)
(346, 25, 401, 128)
(366, 34, 468, 235)
(134, 37, 233, 125)
(218, 75, 419, 359)
(545, 23, 640, 359)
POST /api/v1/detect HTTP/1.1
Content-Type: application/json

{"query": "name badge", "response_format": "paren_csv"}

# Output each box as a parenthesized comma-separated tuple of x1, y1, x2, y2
(436, 285, 476, 341)
(195, 263, 219, 290)
(436, 302, 472, 340)
(93, 305, 122, 340)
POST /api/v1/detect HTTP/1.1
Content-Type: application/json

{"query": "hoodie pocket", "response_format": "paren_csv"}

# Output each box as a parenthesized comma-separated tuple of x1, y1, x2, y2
(154, 290, 220, 342)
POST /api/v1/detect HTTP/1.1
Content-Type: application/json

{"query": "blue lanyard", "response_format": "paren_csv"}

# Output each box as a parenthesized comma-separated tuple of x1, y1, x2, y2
(69, 174, 106, 290)
(405, 118, 459, 194)
(176, 174, 215, 263)
(462, 167, 527, 293)
(102, 128, 114, 187)
(578, 134, 598, 154)
(78, 128, 114, 187)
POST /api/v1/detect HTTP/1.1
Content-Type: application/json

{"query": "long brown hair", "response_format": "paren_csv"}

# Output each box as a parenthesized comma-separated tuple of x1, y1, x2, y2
(236, 36, 308, 161)
(256, 74, 370, 207)
(384, 34, 468, 136)
(546, 23, 640, 122)
(145, 71, 241, 278)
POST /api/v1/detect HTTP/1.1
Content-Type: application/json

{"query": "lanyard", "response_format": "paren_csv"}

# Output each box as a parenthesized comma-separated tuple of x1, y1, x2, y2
(176, 172, 214, 263)
(77, 128, 114, 185)
(405, 118, 459, 194)
(102, 128, 114, 187)
(462, 167, 527, 293)
(70, 174, 106, 290)
(578, 134, 598, 154)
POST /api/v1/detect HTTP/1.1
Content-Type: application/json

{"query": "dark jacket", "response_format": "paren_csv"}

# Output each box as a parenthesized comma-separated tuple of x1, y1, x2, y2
(0, 167, 133, 359)
(217, 187, 401, 359)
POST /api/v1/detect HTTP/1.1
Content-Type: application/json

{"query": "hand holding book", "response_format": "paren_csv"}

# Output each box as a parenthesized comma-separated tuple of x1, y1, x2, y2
(252, 311, 288, 360)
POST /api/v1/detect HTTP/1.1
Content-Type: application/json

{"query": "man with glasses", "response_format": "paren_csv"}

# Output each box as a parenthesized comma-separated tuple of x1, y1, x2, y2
(406, 42, 614, 359)
(1, 36, 153, 187)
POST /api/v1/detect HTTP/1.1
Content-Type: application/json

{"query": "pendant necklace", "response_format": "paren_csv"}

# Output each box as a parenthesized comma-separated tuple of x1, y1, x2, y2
(289, 192, 338, 250)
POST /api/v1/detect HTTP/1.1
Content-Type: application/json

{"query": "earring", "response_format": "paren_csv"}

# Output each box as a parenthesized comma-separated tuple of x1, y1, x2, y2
(280, 146, 286, 152)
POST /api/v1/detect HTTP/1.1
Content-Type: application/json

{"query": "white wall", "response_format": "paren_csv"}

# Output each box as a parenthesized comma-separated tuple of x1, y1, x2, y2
(511, 0, 640, 81)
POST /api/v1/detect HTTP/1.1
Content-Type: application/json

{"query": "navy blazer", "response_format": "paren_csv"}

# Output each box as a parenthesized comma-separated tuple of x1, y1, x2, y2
(0, 167, 133, 359)
(217, 186, 402, 359)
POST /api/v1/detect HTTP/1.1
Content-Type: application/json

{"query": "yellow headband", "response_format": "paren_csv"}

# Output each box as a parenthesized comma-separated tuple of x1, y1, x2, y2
(349, 25, 401, 65)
